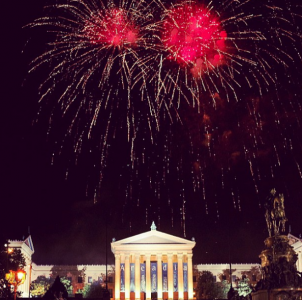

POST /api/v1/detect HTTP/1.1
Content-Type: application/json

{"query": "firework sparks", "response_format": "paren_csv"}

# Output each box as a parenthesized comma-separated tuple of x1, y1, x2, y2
(83, 8, 138, 47)
(161, 3, 227, 73)
(27, 0, 163, 141)
(26, 0, 302, 235)
(153, 0, 302, 106)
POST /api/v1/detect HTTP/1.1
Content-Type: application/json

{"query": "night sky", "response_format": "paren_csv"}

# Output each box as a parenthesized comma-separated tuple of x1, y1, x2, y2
(1, 0, 302, 267)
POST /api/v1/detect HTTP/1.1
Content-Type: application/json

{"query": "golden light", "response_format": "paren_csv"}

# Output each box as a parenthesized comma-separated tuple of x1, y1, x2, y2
(17, 270, 26, 283)
(5, 270, 26, 300)
(5, 272, 11, 281)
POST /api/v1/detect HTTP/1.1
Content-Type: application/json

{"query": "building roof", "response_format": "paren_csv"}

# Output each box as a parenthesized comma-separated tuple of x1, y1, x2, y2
(9, 235, 34, 259)
(111, 223, 196, 255)
(288, 233, 302, 252)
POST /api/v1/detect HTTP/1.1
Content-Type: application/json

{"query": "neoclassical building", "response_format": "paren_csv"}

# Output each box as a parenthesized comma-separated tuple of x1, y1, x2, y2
(288, 233, 302, 272)
(8, 236, 35, 298)
(7, 225, 302, 299)
(111, 222, 196, 300)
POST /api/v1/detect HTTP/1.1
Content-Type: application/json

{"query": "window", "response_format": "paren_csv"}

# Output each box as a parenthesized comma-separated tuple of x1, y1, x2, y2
(98, 276, 103, 283)
(242, 275, 247, 280)
(232, 275, 236, 282)
(78, 276, 83, 283)
(252, 274, 256, 282)
(67, 277, 72, 283)
(88, 276, 93, 283)
(222, 275, 227, 281)
(109, 289, 113, 298)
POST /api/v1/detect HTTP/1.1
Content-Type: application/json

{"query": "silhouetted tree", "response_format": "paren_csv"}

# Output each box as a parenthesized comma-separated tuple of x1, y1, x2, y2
(50, 265, 85, 294)
(43, 276, 68, 300)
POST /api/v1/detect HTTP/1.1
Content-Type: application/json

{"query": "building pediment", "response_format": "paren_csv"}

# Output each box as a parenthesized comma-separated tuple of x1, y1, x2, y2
(115, 232, 190, 245)
(287, 234, 302, 252)
(111, 225, 195, 254)
(288, 234, 302, 245)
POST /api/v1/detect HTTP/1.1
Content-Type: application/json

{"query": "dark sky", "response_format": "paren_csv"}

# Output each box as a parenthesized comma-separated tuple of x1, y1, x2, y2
(1, 0, 302, 267)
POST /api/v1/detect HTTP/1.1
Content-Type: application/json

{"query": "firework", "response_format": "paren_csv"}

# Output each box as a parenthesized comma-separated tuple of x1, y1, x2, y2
(26, 0, 302, 234)
(83, 7, 138, 47)
(27, 0, 164, 144)
(153, 0, 302, 106)
(161, 3, 227, 71)
(28, 0, 301, 134)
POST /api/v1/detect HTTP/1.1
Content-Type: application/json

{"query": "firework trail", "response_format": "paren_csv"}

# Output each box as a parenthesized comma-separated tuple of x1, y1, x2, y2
(26, 0, 302, 233)
(149, 0, 302, 107)
(27, 0, 164, 144)
(28, 0, 301, 137)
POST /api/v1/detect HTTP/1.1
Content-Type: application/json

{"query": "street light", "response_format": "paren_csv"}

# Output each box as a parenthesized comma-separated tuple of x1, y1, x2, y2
(5, 270, 26, 300)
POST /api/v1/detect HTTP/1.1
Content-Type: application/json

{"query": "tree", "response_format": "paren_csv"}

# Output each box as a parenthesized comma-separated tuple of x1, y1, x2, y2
(240, 266, 261, 287)
(60, 277, 73, 295)
(235, 278, 252, 298)
(83, 282, 106, 298)
(50, 265, 86, 294)
(30, 276, 52, 297)
(197, 271, 225, 299)
(43, 276, 68, 300)
(0, 240, 26, 298)
(218, 269, 237, 283)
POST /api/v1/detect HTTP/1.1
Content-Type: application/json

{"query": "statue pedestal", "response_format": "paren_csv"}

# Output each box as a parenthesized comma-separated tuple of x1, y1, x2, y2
(258, 235, 301, 289)
(254, 191, 302, 300)
(252, 288, 302, 300)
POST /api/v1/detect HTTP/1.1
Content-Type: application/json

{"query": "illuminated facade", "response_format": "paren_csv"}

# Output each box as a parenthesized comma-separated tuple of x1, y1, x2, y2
(9, 232, 302, 299)
(111, 222, 196, 300)
(8, 236, 34, 298)
(288, 233, 302, 272)
(31, 263, 115, 296)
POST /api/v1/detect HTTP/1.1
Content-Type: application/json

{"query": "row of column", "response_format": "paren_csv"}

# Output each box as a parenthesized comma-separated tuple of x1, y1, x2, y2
(115, 253, 193, 300)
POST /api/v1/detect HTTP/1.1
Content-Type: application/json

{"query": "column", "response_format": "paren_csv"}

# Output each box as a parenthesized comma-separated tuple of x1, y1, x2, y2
(157, 254, 163, 300)
(125, 254, 130, 300)
(135, 254, 140, 300)
(298, 252, 302, 273)
(167, 254, 173, 300)
(146, 254, 151, 300)
(115, 254, 121, 300)
(177, 254, 184, 300)
(187, 254, 193, 300)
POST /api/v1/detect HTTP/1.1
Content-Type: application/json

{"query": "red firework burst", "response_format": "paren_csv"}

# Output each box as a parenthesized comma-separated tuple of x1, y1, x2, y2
(162, 3, 227, 74)
(84, 8, 138, 47)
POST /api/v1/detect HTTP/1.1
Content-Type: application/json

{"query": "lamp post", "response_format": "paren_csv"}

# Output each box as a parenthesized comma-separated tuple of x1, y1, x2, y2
(5, 270, 26, 300)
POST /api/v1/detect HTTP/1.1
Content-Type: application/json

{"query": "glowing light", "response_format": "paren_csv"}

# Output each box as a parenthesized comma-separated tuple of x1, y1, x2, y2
(162, 3, 226, 74)
(17, 271, 25, 281)
(27, 0, 302, 231)
(83, 8, 138, 47)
